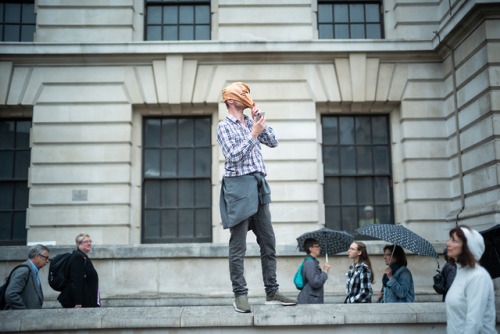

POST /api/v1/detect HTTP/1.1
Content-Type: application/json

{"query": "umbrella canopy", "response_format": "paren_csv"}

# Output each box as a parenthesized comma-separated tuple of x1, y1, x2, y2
(297, 227, 354, 257)
(480, 224, 500, 279)
(355, 224, 438, 259)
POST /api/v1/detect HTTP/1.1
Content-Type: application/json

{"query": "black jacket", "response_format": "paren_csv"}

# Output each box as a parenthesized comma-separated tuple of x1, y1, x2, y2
(57, 249, 99, 308)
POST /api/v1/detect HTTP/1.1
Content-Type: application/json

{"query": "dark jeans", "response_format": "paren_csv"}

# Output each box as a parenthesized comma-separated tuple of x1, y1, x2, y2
(229, 203, 279, 297)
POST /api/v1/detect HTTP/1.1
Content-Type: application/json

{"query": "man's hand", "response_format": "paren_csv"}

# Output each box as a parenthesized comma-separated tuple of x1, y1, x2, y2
(251, 105, 265, 138)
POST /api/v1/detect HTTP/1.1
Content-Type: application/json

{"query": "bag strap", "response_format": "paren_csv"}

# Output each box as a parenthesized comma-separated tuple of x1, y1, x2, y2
(5, 264, 31, 290)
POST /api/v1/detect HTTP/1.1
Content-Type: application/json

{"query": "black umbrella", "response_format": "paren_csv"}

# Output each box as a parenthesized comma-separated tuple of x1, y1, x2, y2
(480, 224, 500, 279)
(355, 224, 438, 259)
(297, 227, 354, 262)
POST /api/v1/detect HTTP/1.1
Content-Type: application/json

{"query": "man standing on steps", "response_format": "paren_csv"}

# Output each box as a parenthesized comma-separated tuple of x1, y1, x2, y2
(217, 82, 297, 313)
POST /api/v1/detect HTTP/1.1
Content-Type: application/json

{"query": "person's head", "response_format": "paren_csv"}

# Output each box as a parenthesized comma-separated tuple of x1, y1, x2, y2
(349, 241, 374, 282)
(76, 233, 92, 254)
(28, 244, 50, 269)
(222, 82, 254, 110)
(363, 206, 373, 219)
(303, 238, 320, 257)
(446, 225, 484, 268)
(383, 244, 407, 267)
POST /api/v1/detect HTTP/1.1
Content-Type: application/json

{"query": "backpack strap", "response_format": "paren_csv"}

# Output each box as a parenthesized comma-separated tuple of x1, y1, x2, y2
(301, 256, 315, 285)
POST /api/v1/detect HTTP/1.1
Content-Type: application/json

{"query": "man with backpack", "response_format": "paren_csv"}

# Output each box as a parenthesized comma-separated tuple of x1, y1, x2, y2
(3, 244, 50, 310)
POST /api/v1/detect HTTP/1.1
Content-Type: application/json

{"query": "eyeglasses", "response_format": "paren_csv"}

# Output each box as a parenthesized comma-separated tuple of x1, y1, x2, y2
(38, 254, 50, 261)
(311, 245, 320, 248)
(80, 240, 92, 244)
(383, 253, 392, 257)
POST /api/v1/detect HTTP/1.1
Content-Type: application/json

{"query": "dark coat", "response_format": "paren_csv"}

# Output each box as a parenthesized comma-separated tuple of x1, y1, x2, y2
(57, 249, 99, 308)
(297, 257, 328, 304)
(4, 260, 44, 309)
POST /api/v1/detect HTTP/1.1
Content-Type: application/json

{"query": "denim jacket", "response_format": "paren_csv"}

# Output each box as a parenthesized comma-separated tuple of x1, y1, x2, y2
(383, 265, 415, 303)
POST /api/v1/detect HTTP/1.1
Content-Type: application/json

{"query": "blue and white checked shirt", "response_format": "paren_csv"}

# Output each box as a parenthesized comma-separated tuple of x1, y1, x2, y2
(345, 262, 373, 303)
(216, 114, 278, 177)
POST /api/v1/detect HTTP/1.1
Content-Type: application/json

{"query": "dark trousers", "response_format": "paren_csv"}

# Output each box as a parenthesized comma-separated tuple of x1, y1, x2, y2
(229, 203, 279, 297)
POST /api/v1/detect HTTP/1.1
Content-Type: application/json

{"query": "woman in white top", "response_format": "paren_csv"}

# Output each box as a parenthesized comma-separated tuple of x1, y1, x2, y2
(445, 225, 496, 334)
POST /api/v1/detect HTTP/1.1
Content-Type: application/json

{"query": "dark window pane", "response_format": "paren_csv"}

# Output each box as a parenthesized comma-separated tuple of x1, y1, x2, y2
(147, 26, 162, 40)
(0, 121, 15, 149)
(195, 25, 210, 40)
(161, 148, 177, 177)
(0, 183, 14, 209)
(0, 152, 13, 178)
(161, 179, 177, 208)
(162, 119, 178, 147)
(0, 213, 12, 240)
(357, 146, 372, 174)
(366, 4, 380, 22)
(164, 6, 178, 24)
(144, 181, 160, 208)
(22, 4, 35, 24)
(144, 119, 161, 147)
(161, 209, 177, 237)
(324, 178, 340, 205)
(5, 3, 20, 23)
(318, 4, 333, 23)
(334, 4, 348, 23)
(341, 206, 357, 232)
(194, 118, 210, 147)
(366, 24, 381, 38)
(340, 177, 356, 204)
(372, 117, 388, 144)
(20, 24, 34, 41)
(325, 206, 341, 229)
(14, 150, 30, 178)
(144, 210, 160, 238)
(195, 208, 211, 237)
(178, 148, 194, 176)
(376, 205, 391, 224)
(323, 146, 339, 175)
(16, 121, 31, 148)
(178, 179, 194, 207)
(340, 146, 355, 174)
(195, 147, 210, 177)
(195, 179, 211, 207)
(12, 212, 25, 240)
(179, 6, 194, 24)
(14, 182, 29, 210)
(335, 24, 349, 38)
(357, 177, 373, 205)
(195, 5, 210, 24)
(350, 4, 364, 23)
(374, 177, 390, 204)
(0, 5, 4, 23)
(178, 209, 194, 237)
(355, 117, 371, 145)
(373, 146, 389, 173)
(144, 149, 160, 177)
(339, 117, 354, 145)
(179, 25, 194, 40)
(4, 25, 20, 42)
(147, 6, 162, 24)
(351, 24, 365, 38)
(322, 117, 338, 145)
(178, 119, 194, 146)
(164, 25, 178, 40)
(319, 24, 333, 39)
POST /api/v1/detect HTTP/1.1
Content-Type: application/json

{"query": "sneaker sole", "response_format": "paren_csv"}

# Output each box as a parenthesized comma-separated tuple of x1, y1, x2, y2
(265, 300, 297, 306)
(233, 301, 251, 313)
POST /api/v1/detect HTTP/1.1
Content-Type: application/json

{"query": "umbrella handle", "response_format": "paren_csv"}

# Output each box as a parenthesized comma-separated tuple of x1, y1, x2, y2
(326, 252, 328, 263)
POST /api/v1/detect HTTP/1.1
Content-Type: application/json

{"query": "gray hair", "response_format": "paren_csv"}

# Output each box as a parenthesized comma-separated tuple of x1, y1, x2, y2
(28, 244, 49, 259)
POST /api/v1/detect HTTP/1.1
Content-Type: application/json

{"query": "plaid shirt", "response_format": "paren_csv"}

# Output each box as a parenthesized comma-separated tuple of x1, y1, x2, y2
(216, 114, 278, 177)
(345, 262, 373, 303)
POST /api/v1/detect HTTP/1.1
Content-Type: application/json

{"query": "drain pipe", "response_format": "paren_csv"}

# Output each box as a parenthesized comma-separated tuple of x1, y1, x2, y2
(435, 31, 465, 226)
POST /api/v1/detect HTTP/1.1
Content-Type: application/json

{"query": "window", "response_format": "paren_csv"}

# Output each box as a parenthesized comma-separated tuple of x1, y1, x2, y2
(142, 117, 212, 243)
(0, 119, 31, 245)
(145, 0, 210, 41)
(0, 0, 36, 42)
(318, 0, 383, 39)
(322, 115, 393, 235)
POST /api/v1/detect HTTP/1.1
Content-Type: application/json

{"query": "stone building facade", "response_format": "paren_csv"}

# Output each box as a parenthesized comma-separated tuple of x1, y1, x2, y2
(0, 0, 499, 305)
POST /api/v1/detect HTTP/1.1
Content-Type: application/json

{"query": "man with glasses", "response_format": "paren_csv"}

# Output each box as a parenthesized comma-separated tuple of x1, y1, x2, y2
(4, 244, 50, 309)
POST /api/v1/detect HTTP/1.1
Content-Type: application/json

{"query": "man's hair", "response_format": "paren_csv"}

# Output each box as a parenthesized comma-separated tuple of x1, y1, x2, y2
(303, 238, 318, 255)
(448, 226, 476, 268)
(75, 233, 91, 246)
(28, 244, 49, 259)
(353, 241, 374, 283)
(383, 244, 407, 267)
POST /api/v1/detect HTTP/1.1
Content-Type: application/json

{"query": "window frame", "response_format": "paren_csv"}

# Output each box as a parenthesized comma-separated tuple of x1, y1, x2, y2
(144, 0, 211, 41)
(322, 114, 394, 235)
(317, 0, 384, 39)
(141, 116, 212, 244)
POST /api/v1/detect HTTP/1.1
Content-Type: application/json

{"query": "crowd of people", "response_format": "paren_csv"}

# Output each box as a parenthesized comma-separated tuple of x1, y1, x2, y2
(1, 81, 497, 333)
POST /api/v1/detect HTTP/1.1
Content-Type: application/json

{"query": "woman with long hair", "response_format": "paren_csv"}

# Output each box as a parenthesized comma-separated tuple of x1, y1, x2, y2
(345, 241, 373, 303)
(378, 244, 414, 303)
(445, 225, 495, 333)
